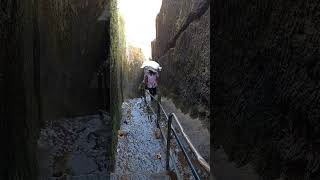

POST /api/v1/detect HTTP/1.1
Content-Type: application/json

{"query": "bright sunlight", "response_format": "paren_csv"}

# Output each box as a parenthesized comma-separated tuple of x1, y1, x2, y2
(118, 0, 162, 60)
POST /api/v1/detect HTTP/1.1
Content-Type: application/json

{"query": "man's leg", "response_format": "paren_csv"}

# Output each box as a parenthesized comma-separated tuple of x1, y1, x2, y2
(154, 87, 157, 96)
(148, 88, 153, 101)
(150, 88, 155, 101)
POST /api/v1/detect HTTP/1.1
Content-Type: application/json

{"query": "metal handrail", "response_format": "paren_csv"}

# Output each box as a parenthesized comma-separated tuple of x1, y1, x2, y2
(171, 113, 210, 172)
(169, 113, 201, 180)
(143, 90, 210, 178)
(146, 101, 184, 180)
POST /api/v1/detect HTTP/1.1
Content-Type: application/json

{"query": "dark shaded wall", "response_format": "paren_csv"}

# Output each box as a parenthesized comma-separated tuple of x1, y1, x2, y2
(0, 0, 112, 179)
(152, 0, 210, 125)
(0, 0, 42, 179)
(39, 0, 109, 120)
(213, 0, 320, 179)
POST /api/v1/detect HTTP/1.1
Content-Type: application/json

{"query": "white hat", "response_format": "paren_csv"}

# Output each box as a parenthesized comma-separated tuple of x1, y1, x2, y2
(146, 66, 157, 72)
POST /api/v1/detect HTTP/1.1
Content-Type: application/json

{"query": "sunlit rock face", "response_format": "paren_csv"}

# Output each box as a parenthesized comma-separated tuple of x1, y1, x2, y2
(152, 0, 210, 125)
(123, 45, 145, 99)
(153, 0, 209, 59)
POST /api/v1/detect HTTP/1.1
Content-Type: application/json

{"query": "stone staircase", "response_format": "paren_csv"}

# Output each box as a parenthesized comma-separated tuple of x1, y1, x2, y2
(42, 171, 171, 180)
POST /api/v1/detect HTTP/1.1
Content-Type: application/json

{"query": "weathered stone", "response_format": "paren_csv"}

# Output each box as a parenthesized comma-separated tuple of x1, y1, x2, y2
(154, 0, 209, 58)
(154, 128, 161, 139)
(212, 0, 320, 179)
(38, 0, 110, 120)
(0, 0, 123, 179)
(152, 0, 210, 126)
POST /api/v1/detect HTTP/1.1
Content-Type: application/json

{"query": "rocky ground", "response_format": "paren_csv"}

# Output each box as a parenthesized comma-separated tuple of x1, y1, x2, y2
(114, 98, 167, 174)
(37, 113, 112, 179)
(37, 97, 211, 179)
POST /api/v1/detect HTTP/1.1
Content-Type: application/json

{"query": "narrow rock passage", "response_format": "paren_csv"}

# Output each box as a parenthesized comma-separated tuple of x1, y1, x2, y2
(114, 98, 167, 174)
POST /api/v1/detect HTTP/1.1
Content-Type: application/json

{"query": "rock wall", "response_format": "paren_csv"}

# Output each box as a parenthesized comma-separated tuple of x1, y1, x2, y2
(0, 0, 42, 178)
(0, 0, 113, 179)
(38, 0, 109, 120)
(152, 0, 210, 125)
(123, 45, 145, 99)
(109, 0, 126, 171)
(213, 0, 320, 179)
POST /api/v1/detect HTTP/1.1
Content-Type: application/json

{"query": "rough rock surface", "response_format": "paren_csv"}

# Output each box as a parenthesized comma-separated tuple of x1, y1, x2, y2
(212, 0, 320, 179)
(37, 114, 112, 179)
(115, 99, 166, 174)
(152, 0, 210, 126)
(116, 97, 209, 179)
(123, 45, 145, 99)
(0, 0, 119, 179)
(38, 0, 110, 120)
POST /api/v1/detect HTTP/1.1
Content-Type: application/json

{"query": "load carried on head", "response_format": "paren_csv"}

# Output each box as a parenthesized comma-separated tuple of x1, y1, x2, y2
(140, 60, 162, 72)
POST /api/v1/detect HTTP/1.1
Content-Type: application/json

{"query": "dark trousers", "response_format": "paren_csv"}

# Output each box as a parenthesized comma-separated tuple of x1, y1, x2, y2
(148, 87, 157, 98)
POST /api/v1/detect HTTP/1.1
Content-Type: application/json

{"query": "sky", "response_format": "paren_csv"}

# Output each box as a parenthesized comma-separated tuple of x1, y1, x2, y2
(118, 0, 162, 60)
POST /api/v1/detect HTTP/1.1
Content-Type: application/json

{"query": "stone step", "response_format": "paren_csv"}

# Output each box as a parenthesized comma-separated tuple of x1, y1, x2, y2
(42, 171, 171, 180)
(111, 172, 171, 180)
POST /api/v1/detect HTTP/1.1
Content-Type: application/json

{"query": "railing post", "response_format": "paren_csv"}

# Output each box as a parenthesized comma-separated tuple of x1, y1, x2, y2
(156, 94, 161, 128)
(166, 113, 173, 170)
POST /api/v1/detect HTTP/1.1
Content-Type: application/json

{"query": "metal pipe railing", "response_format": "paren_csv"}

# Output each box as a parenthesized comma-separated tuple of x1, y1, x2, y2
(145, 99, 184, 180)
(166, 114, 172, 170)
(157, 95, 161, 128)
(144, 90, 210, 178)
(171, 113, 210, 172)
(169, 113, 201, 180)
